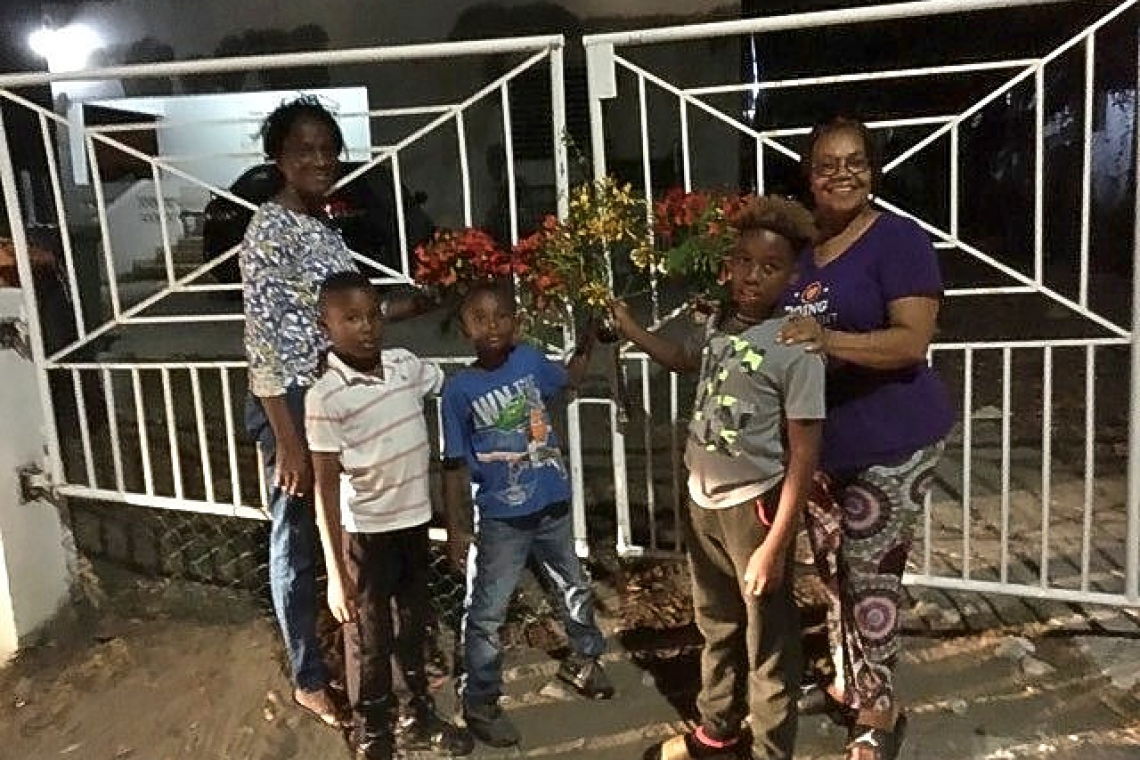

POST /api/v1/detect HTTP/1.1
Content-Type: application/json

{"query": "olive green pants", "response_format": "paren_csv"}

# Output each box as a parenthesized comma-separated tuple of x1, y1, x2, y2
(687, 496, 802, 760)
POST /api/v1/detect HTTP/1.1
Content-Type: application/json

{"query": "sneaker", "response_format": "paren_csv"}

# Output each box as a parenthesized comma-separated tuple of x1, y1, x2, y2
(557, 654, 615, 699)
(462, 699, 521, 748)
(401, 697, 475, 756)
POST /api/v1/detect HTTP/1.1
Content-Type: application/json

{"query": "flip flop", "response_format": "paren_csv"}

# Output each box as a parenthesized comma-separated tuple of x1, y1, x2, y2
(846, 712, 908, 760)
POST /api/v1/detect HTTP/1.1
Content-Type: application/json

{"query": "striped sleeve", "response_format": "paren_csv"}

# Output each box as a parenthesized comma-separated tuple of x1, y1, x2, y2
(418, 358, 444, 396)
(305, 380, 343, 454)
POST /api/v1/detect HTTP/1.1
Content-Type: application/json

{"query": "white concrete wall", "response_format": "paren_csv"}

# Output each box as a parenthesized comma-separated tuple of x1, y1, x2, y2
(0, 288, 72, 661)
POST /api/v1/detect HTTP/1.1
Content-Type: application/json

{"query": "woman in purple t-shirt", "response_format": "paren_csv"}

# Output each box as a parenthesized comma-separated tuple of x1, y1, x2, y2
(778, 117, 953, 760)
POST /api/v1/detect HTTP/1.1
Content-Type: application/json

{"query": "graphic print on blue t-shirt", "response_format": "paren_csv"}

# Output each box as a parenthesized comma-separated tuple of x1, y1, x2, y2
(442, 344, 572, 518)
(469, 375, 565, 508)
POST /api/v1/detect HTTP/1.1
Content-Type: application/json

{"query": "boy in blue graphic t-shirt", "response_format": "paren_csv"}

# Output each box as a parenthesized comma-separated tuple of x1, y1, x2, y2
(441, 280, 613, 748)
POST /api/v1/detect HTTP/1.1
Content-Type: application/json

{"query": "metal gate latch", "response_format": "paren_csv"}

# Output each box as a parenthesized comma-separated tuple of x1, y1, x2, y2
(0, 317, 31, 361)
(18, 463, 54, 504)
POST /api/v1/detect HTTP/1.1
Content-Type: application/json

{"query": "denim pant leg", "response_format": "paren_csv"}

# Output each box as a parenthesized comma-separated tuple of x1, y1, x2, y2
(247, 391, 328, 692)
(460, 514, 531, 706)
(531, 505, 605, 659)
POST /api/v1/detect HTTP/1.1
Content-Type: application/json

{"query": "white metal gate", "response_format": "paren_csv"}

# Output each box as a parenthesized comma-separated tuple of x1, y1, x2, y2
(582, 0, 1140, 605)
(2, 3, 1138, 607)
(0, 36, 571, 528)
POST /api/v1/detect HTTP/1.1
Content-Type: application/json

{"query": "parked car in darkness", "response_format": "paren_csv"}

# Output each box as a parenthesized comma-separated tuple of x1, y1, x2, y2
(201, 161, 433, 283)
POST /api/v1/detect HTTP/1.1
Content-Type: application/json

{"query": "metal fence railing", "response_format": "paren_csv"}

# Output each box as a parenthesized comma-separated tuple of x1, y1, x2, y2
(1, 1, 1137, 609)
(582, 0, 1140, 605)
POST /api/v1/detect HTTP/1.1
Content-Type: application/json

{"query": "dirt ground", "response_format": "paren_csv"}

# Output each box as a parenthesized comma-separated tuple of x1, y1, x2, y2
(3, 559, 1140, 760)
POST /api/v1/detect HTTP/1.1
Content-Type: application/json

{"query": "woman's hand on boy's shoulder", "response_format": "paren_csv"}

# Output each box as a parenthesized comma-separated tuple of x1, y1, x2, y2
(778, 314, 829, 354)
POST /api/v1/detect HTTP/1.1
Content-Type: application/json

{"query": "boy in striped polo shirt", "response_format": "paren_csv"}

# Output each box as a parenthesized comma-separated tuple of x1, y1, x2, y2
(306, 271, 472, 760)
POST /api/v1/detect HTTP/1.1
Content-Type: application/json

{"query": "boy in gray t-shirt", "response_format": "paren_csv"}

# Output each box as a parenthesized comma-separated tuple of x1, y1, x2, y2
(612, 195, 824, 760)
(687, 317, 825, 512)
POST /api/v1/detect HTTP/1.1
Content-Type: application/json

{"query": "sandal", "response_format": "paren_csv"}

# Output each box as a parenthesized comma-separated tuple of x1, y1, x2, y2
(642, 730, 750, 760)
(293, 687, 344, 729)
(846, 712, 907, 760)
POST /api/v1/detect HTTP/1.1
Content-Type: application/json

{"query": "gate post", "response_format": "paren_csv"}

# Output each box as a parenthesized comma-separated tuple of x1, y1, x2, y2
(0, 108, 72, 660)
(1126, 36, 1140, 603)
(0, 289, 72, 660)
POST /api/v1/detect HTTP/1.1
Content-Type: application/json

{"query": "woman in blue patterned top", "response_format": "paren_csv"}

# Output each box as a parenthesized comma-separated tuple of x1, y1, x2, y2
(241, 97, 358, 727)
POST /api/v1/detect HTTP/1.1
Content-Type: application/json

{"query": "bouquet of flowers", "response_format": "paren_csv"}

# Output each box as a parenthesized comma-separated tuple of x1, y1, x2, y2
(630, 188, 745, 302)
(413, 227, 521, 290)
(512, 175, 653, 337)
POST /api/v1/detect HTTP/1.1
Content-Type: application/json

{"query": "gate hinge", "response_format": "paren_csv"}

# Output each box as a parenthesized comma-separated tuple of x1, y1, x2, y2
(0, 317, 31, 361)
(18, 463, 56, 504)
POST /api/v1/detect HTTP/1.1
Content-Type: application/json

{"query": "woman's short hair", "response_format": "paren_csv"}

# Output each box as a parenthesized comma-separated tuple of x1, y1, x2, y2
(728, 194, 817, 252)
(259, 95, 345, 161)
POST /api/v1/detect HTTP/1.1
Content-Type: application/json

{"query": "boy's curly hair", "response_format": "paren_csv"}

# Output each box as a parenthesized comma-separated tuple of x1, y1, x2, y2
(728, 194, 817, 252)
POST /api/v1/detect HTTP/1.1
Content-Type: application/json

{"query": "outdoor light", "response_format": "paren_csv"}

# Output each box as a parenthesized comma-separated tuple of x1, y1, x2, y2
(28, 24, 102, 73)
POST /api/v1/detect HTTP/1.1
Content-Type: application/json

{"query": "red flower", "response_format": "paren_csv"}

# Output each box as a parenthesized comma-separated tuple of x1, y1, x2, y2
(412, 227, 512, 290)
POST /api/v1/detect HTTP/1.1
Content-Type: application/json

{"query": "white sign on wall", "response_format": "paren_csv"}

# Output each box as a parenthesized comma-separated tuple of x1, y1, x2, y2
(69, 87, 372, 190)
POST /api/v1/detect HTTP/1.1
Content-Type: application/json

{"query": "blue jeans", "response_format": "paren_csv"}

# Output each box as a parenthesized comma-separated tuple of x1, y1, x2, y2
(460, 502, 605, 706)
(246, 388, 329, 692)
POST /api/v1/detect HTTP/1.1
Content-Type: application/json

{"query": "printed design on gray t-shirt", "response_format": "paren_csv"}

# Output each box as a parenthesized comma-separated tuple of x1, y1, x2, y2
(691, 334, 767, 458)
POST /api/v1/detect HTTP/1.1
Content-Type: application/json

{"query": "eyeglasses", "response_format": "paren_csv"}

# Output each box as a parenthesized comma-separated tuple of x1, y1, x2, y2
(811, 156, 872, 177)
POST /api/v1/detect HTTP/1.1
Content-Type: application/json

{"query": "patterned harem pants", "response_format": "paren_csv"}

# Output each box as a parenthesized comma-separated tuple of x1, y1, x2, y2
(804, 442, 944, 713)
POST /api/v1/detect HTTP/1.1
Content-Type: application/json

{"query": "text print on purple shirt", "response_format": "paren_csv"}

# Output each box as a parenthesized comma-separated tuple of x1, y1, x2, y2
(783, 212, 954, 473)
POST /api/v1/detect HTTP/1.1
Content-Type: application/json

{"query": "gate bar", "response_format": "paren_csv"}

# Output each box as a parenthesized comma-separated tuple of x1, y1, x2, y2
(1000, 348, 1012, 584)
(1127, 35, 1140, 603)
(0, 108, 64, 484)
(687, 59, 1040, 94)
(584, 0, 1074, 48)
(0, 35, 565, 88)
(1079, 35, 1095, 306)
(1041, 348, 1054, 589)
(1081, 345, 1096, 592)
(38, 113, 85, 340)
(71, 368, 95, 486)
(456, 112, 473, 227)
(101, 368, 125, 491)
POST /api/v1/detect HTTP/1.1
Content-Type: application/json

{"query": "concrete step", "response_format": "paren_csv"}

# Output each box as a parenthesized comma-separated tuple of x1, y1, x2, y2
(413, 645, 691, 760)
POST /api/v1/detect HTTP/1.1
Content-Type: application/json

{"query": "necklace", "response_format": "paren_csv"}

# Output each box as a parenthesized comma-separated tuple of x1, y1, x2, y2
(815, 206, 877, 266)
(727, 311, 764, 329)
